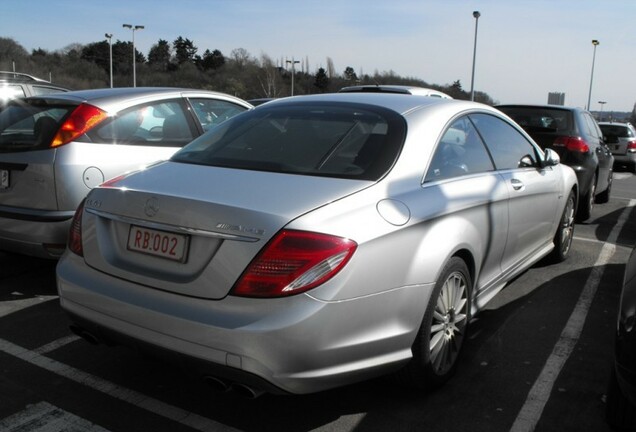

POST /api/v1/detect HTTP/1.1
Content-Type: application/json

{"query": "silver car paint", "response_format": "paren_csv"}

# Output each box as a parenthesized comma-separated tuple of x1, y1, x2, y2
(0, 88, 252, 258)
(56, 94, 578, 394)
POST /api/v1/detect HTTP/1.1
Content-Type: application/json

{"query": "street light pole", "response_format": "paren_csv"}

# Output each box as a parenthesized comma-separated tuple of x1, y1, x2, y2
(105, 33, 113, 88)
(286, 58, 300, 96)
(122, 24, 144, 87)
(598, 101, 606, 121)
(470, 11, 480, 102)
(586, 39, 599, 111)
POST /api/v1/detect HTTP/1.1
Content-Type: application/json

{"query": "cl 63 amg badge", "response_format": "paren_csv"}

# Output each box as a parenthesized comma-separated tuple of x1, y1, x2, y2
(215, 223, 265, 236)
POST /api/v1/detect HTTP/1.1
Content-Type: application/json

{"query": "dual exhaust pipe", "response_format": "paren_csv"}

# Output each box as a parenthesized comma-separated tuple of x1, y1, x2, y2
(70, 325, 265, 399)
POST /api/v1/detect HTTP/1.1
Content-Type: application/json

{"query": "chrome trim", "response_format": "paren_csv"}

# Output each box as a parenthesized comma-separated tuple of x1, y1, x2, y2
(85, 208, 260, 242)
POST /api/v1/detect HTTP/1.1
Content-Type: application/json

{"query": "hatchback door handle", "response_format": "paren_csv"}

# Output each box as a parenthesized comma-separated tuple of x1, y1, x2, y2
(511, 179, 524, 191)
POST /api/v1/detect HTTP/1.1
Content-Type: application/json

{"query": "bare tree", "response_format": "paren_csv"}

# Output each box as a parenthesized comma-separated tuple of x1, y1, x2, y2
(326, 57, 335, 78)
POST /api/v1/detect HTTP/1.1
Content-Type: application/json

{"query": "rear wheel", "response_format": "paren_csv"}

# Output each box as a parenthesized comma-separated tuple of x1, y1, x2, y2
(547, 190, 576, 263)
(397, 257, 471, 389)
(577, 173, 596, 222)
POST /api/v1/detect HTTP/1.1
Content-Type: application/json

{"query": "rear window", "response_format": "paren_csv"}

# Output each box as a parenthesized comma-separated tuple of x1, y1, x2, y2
(498, 107, 573, 132)
(599, 124, 633, 138)
(171, 102, 406, 181)
(0, 101, 72, 152)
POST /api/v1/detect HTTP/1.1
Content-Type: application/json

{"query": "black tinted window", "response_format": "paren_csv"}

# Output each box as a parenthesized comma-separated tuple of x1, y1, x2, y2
(0, 102, 70, 152)
(172, 102, 406, 181)
(498, 106, 572, 132)
(470, 113, 540, 170)
(425, 116, 494, 182)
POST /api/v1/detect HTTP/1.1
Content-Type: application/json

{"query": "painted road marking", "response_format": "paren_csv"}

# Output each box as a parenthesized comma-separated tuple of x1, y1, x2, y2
(0, 401, 110, 431)
(510, 199, 636, 432)
(0, 338, 240, 432)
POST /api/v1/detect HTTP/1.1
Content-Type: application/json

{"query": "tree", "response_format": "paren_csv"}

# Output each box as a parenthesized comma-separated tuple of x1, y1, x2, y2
(198, 49, 225, 71)
(81, 41, 110, 74)
(314, 67, 329, 92)
(148, 39, 171, 71)
(630, 103, 636, 125)
(230, 48, 251, 69)
(173, 36, 197, 65)
(344, 66, 358, 82)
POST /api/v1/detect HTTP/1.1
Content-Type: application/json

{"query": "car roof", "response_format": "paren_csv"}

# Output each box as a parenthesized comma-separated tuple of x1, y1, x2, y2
(22, 87, 253, 111)
(256, 92, 491, 117)
(339, 85, 452, 99)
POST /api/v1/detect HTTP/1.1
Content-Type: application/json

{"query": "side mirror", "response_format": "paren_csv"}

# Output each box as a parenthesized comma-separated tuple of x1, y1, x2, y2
(543, 148, 560, 167)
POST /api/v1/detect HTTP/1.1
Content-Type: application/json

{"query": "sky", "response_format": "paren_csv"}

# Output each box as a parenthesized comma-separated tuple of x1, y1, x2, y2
(2, 0, 635, 112)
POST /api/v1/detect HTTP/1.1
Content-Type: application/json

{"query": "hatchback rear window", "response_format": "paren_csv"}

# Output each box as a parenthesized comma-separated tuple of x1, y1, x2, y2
(499, 107, 573, 132)
(0, 101, 72, 152)
(600, 124, 633, 138)
(171, 102, 406, 181)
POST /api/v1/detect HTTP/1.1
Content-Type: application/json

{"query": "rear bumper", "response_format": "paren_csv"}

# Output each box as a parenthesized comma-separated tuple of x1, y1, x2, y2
(0, 205, 74, 258)
(612, 153, 636, 166)
(56, 252, 430, 394)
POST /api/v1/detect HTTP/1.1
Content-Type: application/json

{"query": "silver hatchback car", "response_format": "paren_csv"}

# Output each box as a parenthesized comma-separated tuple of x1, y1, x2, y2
(57, 93, 578, 396)
(0, 87, 252, 258)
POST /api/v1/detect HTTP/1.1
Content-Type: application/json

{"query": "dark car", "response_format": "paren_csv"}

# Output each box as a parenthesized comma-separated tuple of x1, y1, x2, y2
(0, 71, 69, 108)
(497, 104, 614, 221)
(607, 247, 636, 429)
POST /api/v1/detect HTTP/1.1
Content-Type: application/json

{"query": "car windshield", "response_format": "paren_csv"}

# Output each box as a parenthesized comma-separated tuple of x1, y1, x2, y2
(600, 124, 633, 138)
(499, 107, 572, 132)
(171, 102, 406, 181)
(0, 100, 72, 152)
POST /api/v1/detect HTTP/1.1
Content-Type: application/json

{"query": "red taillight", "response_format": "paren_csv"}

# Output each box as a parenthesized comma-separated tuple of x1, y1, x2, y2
(231, 230, 357, 298)
(68, 199, 86, 256)
(628, 140, 636, 152)
(52, 103, 108, 148)
(552, 136, 590, 153)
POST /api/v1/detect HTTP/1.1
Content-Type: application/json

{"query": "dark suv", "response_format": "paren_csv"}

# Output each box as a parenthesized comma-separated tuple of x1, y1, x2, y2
(0, 71, 69, 108)
(497, 104, 614, 221)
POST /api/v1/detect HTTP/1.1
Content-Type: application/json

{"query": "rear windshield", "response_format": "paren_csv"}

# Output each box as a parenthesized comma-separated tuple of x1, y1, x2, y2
(171, 102, 406, 181)
(599, 124, 633, 138)
(498, 107, 573, 133)
(0, 100, 72, 152)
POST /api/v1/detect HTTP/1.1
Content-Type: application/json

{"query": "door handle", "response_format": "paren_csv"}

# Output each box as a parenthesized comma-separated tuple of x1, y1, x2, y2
(511, 178, 524, 191)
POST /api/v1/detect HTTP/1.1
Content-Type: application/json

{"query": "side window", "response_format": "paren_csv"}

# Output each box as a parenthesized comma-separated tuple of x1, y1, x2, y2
(583, 113, 601, 141)
(470, 113, 540, 170)
(89, 100, 195, 146)
(189, 98, 249, 132)
(425, 116, 494, 182)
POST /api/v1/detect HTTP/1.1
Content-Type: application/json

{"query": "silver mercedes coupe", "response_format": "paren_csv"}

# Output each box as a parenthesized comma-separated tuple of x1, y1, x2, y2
(56, 93, 578, 396)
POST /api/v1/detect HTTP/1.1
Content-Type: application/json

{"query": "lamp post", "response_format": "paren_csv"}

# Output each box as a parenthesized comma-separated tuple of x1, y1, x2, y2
(598, 101, 606, 121)
(122, 24, 144, 87)
(586, 39, 599, 111)
(105, 33, 113, 88)
(286, 58, 300, 96)
(470, 11, 480, 101)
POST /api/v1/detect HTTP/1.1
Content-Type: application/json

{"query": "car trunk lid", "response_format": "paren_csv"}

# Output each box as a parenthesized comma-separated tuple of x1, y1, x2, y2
(80, 161, 371, 299)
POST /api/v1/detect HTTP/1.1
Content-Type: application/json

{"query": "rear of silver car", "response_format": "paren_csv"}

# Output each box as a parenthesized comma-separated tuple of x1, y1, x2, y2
(599, 122, 636, 172)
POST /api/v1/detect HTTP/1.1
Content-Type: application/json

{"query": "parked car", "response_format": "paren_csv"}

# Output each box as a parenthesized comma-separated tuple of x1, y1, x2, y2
(57, 93, 578, 397)
(497, 104, 613, 222)
(598, 121, 636, 173)
(339, 84, 452, 99)
(606, 247, 636, 429)
(0, 87, 252, 258)
(0, 71, 69, 108)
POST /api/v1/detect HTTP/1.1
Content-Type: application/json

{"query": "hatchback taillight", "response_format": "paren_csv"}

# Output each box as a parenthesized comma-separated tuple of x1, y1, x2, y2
(231, 230, 357, 298)
(553, 136, 590, 153)
(52, 103, 108, 148)
(627, 140, 636, 152)
(68, 199, 86, 256)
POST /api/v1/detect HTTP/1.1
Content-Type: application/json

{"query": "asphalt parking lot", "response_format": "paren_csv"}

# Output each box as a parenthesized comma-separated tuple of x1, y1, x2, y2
(1, 170, 636, 432)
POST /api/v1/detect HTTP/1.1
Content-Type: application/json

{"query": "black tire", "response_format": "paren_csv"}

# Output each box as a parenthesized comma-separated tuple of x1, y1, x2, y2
(606, 366, 636, 429)
(396, 257, 471, 389)
(596, 170, 613, 204)
(547, 189, 576, 263)
(577, 174, 596, 222)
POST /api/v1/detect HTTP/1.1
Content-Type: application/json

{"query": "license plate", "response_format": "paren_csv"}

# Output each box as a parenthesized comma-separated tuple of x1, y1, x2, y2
(0, 169, 8, 189)
(127, 225, 189, 262)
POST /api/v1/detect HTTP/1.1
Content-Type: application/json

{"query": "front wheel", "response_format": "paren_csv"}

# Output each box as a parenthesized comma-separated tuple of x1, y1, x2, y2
(547, 189, 576, 263)
(397, 257, 471, 389)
